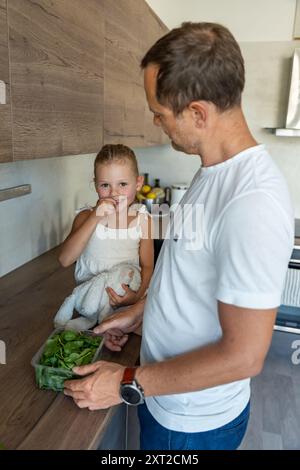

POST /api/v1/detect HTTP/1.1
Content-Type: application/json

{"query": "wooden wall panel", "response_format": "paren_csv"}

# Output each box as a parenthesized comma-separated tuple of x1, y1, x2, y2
(0, 0, 13, 162)
(103, 0, 169, 148)
(8, 0, 104, 160)
(103, 0, 145, 147)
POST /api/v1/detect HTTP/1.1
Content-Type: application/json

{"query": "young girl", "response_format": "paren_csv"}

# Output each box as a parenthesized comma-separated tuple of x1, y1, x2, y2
(56, 144, 154, 329)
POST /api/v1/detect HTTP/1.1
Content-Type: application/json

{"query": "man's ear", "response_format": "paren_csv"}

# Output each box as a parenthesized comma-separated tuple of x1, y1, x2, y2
(189, 101, 208, 128)
(136, 175, 144, 191)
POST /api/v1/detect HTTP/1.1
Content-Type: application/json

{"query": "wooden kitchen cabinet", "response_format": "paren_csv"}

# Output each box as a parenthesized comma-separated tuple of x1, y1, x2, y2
(7, 0, 104, 160)
(0, 0, 13, 163)
(103, 0, 169, 147)
(0, 0, 168, 163)
(141, 0, 170, 146)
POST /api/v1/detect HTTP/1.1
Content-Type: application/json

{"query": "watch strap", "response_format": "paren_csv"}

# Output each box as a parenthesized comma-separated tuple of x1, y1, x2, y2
(122, 367, 137, 384)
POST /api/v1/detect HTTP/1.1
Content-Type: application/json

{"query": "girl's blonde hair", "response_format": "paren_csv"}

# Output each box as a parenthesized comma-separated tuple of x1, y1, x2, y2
(94, 144, 139, 178)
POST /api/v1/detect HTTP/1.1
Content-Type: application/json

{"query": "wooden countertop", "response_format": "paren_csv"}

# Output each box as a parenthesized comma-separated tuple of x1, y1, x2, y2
(0, 247, 141, 450)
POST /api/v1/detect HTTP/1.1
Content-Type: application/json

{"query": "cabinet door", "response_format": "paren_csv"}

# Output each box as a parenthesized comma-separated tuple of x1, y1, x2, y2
(103, 0, 168, 148)
(0, 0, 13, 162)
(140, 1, 169, 146)
(8, 0, 104, 160)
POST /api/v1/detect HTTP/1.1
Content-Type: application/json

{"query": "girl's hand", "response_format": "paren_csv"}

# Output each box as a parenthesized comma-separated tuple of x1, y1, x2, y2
(106, 285, 138, 308)
(95, 198, 117, 218)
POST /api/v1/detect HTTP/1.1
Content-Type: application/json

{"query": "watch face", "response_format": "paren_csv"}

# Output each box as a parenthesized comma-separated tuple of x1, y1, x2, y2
(121, 384, 143, 405)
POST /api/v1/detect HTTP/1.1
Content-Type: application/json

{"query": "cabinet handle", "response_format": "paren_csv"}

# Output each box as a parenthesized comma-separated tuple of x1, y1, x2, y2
(0, 80, 6, 105)
(0, 185, 32, 202)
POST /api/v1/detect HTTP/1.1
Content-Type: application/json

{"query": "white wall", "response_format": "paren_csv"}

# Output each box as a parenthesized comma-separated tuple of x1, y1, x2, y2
(1, 0, 300, 277)
(146, 0, 297, 42)
(0, 155, 97, 277)
(241, 40, 300, 212)
(135, 145, 200, 187)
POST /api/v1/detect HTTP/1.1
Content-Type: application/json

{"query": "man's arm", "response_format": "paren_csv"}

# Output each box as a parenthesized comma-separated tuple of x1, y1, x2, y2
(64, 301, 276, 409)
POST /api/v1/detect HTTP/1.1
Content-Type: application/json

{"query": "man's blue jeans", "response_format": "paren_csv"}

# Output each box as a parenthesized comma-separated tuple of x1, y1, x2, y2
(138, 401, 250, 450)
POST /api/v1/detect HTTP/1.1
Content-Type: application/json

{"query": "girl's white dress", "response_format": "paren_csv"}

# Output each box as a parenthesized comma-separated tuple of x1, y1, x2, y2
(75, 204, 147, 283)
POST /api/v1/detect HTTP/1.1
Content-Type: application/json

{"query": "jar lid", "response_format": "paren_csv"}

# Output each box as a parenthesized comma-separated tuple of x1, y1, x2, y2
(171, 183, 189, 190)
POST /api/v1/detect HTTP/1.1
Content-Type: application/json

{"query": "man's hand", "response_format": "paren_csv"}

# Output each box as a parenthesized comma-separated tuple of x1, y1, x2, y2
(94, 302, 144, 351)
(106, 285, 138, 308)
(64, 361, 125, 410)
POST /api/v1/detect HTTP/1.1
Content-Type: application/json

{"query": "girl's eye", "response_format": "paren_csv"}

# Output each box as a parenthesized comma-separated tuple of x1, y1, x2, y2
(120, 182, 128, 187)
(99, 183, 109, 189)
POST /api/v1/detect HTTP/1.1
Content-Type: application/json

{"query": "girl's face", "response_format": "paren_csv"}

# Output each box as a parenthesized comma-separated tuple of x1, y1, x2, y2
(95, 161, 143, 211)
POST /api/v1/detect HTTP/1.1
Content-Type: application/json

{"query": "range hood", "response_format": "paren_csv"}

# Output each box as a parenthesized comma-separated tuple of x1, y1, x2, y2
(267, 48, 300, 137)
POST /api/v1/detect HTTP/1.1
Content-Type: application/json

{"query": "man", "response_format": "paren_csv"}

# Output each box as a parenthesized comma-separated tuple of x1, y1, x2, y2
(64, 22, 294, 450)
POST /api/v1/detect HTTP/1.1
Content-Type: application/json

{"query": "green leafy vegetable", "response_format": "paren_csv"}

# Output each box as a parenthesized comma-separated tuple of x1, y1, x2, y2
(35, 330, 102, 391)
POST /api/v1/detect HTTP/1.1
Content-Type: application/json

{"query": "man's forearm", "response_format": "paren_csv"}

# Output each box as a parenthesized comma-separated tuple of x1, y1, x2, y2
(131, 296, 146, 326)
(119, 296, 146, 333)
(136, 339, 260, 398)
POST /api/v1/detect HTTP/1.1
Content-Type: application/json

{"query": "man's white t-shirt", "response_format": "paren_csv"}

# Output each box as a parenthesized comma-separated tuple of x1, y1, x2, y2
(141, 144, 294, 433)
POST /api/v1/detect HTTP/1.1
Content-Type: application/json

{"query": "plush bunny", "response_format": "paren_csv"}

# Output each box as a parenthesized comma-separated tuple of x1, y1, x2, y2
(54, 263, 141, 331)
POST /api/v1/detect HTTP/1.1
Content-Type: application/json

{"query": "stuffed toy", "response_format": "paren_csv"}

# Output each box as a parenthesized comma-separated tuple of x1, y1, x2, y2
(54, 263, 141, 331)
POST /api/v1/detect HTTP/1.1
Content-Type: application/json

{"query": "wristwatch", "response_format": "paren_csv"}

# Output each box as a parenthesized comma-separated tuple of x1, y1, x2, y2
(119, 367, 145, 406)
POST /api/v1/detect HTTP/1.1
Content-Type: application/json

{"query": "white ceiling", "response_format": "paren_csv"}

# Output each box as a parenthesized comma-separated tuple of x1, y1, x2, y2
(146, 0, 297, 42)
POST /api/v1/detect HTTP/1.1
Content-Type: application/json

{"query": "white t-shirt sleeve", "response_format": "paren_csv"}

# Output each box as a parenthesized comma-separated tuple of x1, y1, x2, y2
(212, 191, 294, 309)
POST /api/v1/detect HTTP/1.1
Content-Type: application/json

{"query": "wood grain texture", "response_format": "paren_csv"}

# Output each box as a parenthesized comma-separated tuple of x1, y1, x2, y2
(0, 246, 141, 450)
(0, 246, 62, 305)
(140, 0, 170, 147)
(103, 0, 169, 147)
(18, 336, 141, 450)
(0, 0, 13, 162)
(8, 0, 104, 160)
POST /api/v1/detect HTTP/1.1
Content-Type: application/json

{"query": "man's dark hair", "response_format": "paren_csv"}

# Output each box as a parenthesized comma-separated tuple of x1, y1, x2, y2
(141, 22, 245, 114)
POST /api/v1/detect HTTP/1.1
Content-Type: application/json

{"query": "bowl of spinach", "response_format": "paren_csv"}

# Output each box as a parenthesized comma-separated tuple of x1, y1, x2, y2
(31, 329, 104, 392)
